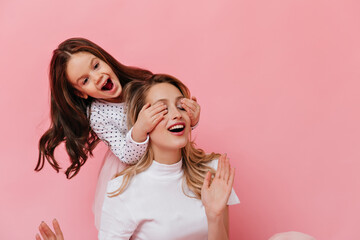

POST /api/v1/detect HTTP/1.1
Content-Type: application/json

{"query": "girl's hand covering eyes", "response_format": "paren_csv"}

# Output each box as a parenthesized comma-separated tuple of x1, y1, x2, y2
(131, 102, 168, 142)
(201, 154, 235, 221)
(36, 219, 64, 240)
(180, 96, 200, 127)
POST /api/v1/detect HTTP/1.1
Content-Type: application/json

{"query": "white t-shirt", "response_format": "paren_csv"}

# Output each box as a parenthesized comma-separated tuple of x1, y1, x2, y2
(89, 100, 149, 164)
(99, 159, 240, 240)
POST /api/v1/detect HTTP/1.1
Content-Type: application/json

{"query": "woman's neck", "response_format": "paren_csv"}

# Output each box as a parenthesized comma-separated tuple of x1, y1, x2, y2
(151, 147, 182, 165)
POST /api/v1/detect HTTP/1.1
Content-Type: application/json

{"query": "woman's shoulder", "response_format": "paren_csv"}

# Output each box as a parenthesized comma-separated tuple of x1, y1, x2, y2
(106, 175, 125, 193)
(105, 173, 151, 203)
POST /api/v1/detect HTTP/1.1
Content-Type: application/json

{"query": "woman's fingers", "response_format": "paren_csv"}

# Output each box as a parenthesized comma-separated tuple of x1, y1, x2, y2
(52, 219, 64, 239)
(228, 167, 235, 187)
(37, 220, 63, 240)
(223, 156, 230, 182)
(218, 154, 227, 179)
(214, 155, 222, 179)
(202, 171, 212, 190)
(38, 223, 49, 240)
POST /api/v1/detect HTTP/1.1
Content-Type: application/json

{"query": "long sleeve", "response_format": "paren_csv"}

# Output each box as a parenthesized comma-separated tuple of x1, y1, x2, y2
(89, 101, 148, 165)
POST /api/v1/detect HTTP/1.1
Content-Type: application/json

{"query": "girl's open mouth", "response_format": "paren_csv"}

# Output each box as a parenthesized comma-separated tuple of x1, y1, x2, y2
(101, 79, 114, 91)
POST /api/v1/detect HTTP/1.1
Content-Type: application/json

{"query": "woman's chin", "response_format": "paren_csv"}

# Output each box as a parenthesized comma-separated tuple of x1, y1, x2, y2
(154, 141, 188, 152)
(172, 138, 189, 149)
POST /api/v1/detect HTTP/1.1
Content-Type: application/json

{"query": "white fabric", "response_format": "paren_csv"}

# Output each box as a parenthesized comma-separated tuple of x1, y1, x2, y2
(89, 100, 149, 230)
(99, 159, 240, 240)
(93, 150, 128, 230)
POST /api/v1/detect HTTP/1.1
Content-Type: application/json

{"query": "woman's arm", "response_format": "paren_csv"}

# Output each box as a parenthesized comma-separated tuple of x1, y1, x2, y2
(201, 155, 235, 240)
(223, 206, 229, 235)
(206, 208, 229, 240)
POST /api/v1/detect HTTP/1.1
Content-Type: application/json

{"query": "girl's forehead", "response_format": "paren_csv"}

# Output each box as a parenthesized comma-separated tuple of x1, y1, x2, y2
(66, 52, 96, 81)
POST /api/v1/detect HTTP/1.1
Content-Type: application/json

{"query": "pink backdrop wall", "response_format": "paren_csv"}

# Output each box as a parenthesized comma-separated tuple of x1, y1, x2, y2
(1, 0, 359, 239)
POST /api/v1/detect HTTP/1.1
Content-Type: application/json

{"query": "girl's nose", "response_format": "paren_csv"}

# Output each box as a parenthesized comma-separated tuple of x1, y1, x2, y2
(91, 72, 102, 86)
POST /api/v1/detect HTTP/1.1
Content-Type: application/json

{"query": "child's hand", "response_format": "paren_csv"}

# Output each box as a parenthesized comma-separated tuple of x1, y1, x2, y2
(180, 96, 200, 127)
(131, 102, 168, 142)
(201, 154, 235, 222)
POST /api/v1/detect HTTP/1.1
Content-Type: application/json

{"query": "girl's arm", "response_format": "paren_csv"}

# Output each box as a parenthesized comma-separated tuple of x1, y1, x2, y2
(90, 102, 166, 164)
(201, 155, 235, 240)
(130, 102, 167, 142)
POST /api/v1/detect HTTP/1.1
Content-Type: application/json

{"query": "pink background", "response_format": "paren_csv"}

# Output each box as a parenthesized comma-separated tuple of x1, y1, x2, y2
(0, 0, 359, 239)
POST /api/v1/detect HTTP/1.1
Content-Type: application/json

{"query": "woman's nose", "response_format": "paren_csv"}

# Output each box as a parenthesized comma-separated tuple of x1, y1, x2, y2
(170, 107, 182, 120)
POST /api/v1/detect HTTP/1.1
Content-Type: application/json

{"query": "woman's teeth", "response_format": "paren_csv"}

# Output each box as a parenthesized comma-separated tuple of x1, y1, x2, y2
(168, 125, 185, 132)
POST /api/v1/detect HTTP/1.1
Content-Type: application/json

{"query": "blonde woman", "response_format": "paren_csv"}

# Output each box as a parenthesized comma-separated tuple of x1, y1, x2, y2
(99, 74, 240, 239)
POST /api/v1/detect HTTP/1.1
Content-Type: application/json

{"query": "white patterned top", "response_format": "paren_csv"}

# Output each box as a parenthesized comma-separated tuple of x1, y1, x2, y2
(89, 100, 149, 164)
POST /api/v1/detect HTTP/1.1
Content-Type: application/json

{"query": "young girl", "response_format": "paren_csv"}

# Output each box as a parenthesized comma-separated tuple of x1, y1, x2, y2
(36, 38, 201, 228)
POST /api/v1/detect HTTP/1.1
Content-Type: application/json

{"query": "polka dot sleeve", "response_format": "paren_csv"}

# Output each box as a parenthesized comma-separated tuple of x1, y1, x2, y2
(89, 101, 148, 165)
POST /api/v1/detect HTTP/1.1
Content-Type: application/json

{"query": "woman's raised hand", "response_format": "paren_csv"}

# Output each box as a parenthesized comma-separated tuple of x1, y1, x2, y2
(35, 219, 64, 240)
(180, 96, 200, 127)
(201, 154, 235, 221)
(131, 102, 168, 142)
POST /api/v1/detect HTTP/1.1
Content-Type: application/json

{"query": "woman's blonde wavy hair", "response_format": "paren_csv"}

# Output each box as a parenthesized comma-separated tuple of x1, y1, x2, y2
(109, 74, 220, 199)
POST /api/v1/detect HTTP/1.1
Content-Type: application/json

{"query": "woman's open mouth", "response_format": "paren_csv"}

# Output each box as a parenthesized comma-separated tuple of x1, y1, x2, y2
(168, 123, 185, 134)
(101, 79, 114, 91)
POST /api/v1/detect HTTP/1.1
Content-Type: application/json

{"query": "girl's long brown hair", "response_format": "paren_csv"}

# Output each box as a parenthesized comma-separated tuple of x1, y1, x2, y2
(110, 74, 220, 199)
(36, 38, 153, 179)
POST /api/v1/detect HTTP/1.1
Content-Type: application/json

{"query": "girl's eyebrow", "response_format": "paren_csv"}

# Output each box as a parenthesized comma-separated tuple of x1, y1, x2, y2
(76, 57, 96, 83)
